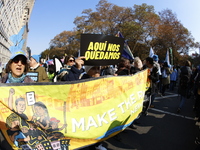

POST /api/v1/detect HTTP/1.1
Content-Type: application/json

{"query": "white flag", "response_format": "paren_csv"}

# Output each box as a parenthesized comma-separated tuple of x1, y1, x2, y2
(149, 47, 154, 58)
(165, 49, 171, 67)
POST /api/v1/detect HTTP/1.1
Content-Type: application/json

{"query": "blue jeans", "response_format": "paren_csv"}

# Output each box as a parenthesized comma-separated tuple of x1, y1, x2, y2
(179, 95, 186, 109)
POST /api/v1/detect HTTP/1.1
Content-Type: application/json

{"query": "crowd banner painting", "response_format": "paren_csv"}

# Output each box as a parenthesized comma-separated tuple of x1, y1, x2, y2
(0, 70, 148, 150)
(80, 34, 124, 66)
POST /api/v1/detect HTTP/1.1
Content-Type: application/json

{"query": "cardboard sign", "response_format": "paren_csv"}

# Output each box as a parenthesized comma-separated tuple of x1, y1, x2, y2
(80, 34, 124, 66)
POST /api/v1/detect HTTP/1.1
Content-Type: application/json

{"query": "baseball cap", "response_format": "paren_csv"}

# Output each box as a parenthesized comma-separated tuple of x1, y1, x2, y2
(153, 55, 158, 61)
(31, 55, 40, 63)
(10, 49, 26, 60)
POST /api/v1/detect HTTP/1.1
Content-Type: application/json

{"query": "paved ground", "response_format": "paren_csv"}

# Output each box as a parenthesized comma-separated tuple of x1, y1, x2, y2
(79, 88, 200, 150)
(102, 90, 200, 150)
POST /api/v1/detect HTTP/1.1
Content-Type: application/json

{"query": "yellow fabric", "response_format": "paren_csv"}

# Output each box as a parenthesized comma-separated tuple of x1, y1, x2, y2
(0, 70, 149, 150)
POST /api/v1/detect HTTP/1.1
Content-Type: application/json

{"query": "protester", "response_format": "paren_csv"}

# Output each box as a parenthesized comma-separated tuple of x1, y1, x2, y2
(177, 60, 192, 113)
(194, 65, 200, 126)
(0, 67, 6, 78)
(157, 60, 164, 93)
(170, 66, 178, 91)
(152, 55, 161, 76)
(57, 56, 85, 81)
(81, 66, 101, 79)
(193, 66, 200, 112)
(100, 65, 115, 76)
(28, 55, 49, 82)
(0, 50, 34, 150)
(64, 55, 76, 67)
(161, 62, 172, 96)
(0, 50, 33, 83)
(115, 57, 131, 75)
(47, 64, 55, 82)
(145, 57, 159, 108)
(130, 57, 143, 74)
(151, 55, 162, 102)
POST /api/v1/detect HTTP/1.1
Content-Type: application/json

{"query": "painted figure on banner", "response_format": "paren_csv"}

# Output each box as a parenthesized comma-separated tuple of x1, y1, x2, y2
(32, 101, 50, 130)
(20, 121, 47, 147)
(6, 113, 30, 147)
(46, 117, 67, 141)
(8, 88, 29, 127)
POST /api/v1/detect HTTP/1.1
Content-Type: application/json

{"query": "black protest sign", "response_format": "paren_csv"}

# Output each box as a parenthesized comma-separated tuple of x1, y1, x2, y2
(80, 34, 124, 66)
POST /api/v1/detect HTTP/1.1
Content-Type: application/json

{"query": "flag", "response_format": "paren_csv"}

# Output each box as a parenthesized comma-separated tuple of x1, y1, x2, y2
(116, 31, 134, 60)
(165, 49, 171, 67)
(169, 48, 173, 65)
(149, 47, 154, 58)
(53, 56, 63, 82)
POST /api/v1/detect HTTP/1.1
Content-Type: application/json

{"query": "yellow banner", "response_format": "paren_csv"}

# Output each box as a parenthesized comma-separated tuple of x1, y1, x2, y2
(0, 69, 148, 150)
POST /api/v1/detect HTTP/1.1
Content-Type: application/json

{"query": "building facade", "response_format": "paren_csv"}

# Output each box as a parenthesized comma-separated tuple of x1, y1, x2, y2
(0, 0, 35, 71)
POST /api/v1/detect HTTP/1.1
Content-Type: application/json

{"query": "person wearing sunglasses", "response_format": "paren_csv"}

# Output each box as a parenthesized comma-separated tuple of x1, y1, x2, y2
(64, 55, 75, 68)
(0, 50, 33, 83)
(57, 55, 85, 81)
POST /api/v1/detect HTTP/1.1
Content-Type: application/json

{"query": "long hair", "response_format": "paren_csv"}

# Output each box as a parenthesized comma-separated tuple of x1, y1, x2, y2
(116, 57, 131, 74)
(64, 55, 75, 65)
(134, 57, 143, 69)
(5, 59, 29, 74)
(117, 57, 131, 70)
(34, 101, 50, 119)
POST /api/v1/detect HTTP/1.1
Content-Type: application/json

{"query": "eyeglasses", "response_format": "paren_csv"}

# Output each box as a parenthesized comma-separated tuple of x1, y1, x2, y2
(12, 57, 27, 65)
(69, 59, 75, 62)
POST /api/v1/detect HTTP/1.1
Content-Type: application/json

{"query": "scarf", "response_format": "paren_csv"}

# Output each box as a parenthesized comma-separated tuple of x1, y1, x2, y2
(8, 73, 26, 83)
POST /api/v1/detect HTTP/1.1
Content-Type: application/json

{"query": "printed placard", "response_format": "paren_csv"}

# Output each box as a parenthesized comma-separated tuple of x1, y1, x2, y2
(26, 91, 36, 106)
(80, 34, 124, 66)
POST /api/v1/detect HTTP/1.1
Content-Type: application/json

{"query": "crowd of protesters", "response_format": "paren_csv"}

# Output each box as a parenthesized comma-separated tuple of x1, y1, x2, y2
(1, 49, 200, 150)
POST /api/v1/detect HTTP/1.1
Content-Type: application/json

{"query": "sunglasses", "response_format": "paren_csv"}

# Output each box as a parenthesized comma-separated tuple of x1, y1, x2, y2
(12, 57, 27, 65)
(69, 59, 75, 62)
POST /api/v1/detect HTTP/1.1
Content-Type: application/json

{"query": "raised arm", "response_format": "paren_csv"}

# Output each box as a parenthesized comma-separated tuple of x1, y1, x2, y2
(8, 88, 15, 110)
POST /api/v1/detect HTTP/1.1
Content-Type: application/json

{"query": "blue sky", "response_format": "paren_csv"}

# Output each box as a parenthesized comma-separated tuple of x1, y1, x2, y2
(27, 0, 200, 55)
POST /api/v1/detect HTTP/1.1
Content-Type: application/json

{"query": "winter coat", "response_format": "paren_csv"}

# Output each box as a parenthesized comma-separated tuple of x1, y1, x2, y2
(61, 66, 83, 81)
(178, 66, 192, 97)
(170, 69, 177, 81)
(148, 64, 159, 94)
(27, 66, 49, 82)
(161, 67, 172, 85)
